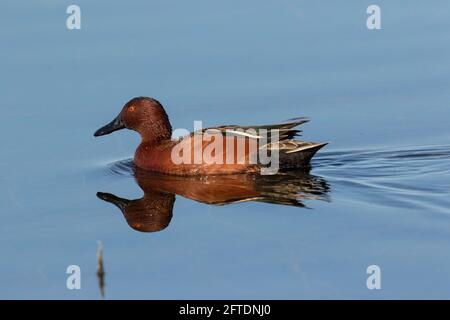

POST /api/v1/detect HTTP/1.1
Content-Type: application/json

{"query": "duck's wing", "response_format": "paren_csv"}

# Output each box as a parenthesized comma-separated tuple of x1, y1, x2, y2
(263, 140, 328, 154)
(197, 118, 310, 141)
(186, 117, 327, 155)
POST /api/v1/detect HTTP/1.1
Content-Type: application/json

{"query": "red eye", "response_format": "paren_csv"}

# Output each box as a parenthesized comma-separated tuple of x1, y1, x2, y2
(129, 106, 135, 112)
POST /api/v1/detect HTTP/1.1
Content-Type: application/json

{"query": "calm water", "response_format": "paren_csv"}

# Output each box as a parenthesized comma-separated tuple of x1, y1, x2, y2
(1, 0, 450, 299)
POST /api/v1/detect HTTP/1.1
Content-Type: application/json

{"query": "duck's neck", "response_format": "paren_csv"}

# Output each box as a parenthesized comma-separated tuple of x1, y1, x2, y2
(138, 119, 172, 143)
(135, 138, 161, 157)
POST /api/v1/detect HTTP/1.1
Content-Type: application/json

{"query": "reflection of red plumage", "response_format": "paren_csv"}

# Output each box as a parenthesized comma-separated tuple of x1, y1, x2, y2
(97, 167, 330, 233)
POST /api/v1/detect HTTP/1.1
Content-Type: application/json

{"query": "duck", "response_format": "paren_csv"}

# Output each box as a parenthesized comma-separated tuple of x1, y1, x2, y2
(94, 97, 327, 175)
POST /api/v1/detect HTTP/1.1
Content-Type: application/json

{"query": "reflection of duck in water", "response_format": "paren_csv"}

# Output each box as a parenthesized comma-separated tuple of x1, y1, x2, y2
(97, 167, 330, 233)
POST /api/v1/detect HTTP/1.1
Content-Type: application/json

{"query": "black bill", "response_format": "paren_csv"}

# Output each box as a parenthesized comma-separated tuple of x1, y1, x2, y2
(94, 114, 125, 137)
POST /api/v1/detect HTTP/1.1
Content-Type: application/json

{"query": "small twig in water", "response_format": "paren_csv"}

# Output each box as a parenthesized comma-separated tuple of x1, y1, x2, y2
(96, 241, 105, 299)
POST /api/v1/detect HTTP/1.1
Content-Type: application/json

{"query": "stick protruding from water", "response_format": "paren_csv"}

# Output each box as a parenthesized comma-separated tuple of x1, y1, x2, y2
(96, 241, 105, 299)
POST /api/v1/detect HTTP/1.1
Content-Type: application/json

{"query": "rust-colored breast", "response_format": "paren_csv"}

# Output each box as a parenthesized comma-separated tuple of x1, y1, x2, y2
(134, 135, 259, 175)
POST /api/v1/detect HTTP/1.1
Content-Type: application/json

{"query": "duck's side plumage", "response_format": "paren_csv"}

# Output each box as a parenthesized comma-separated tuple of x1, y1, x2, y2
(164, 118, 327, 174)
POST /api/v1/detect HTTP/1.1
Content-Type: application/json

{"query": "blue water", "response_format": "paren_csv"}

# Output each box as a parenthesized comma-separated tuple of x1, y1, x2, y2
(1, 0, 450, 299)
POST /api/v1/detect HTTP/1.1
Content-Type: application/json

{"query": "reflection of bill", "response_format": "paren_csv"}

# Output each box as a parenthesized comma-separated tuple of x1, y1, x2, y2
(97, 167, 330, 233)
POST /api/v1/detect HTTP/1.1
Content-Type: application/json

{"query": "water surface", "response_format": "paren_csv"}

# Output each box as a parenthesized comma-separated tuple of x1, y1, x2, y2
(1, 0, 450, 299)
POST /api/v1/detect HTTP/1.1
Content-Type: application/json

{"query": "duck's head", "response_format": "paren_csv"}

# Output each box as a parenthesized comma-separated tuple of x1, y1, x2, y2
(94, 97, 172, 142)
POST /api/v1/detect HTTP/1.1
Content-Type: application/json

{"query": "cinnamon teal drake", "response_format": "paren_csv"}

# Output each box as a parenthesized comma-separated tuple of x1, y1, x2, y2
(94, 97, 327, 175)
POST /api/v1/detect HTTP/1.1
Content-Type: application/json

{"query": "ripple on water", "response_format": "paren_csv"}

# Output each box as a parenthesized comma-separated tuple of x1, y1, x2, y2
(315, 145, 450, 213)
(108, 158, 135, 177)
